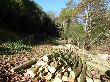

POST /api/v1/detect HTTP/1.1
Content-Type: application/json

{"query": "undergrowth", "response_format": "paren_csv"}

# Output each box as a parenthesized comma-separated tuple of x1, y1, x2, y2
(0, 29, 58, 55)
(0, 41, 32, 55)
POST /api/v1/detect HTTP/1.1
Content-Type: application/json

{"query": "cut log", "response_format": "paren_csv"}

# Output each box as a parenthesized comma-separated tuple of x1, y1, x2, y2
(26, 59, 53, 78)
(42, 54, 53, 62)
(69, 71, 75, 79)
(73, 60, 79, 72)
(68, 71, 75, 82)
(26, 65, 40, 78)
(86, 77, 101, 82)
(48, 66, 56, 73)
(80, 61, 87, 82)
(52, 77, 62, 82)
(51, 64, 64, 79)
(62, 72, 69, 81)
(75, 59, 83, 79)
(11, 59, 37, 72)
(41, 71, 48, 76)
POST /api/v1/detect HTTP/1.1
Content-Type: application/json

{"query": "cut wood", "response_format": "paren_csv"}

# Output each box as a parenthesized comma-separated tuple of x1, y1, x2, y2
(11, 59, 37, 72)
(86, 61, 110, 74)
(52, 44, 110, 75)
(85, 76, 101, 82)
(80, 61, 87, 82)
(51, 64, 64, 79)
(26, 59, 53, 78)
(26, 65, 40, 78)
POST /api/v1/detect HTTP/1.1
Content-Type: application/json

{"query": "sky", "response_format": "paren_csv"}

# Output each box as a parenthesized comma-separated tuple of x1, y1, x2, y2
(34, 0, 79, 16)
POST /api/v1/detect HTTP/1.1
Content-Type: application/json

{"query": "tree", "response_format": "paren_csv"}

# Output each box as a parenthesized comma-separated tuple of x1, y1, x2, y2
(74, 0, 110, 50)
(58, 0, 86, 46)
(84, 0, 109, 43)
(58, 0, 76, 40)
(47, 11, 56, 21)
(0, 0, 59, 36)
(58, 0, 110, 49)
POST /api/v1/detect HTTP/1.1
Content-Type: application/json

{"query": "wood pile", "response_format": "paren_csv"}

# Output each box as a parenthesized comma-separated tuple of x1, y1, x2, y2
(10, 50, 88, 82)
(1, 48, 110, 82)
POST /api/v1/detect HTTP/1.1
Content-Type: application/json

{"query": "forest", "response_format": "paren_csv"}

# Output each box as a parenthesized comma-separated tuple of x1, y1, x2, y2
(0, 0, 110, 82)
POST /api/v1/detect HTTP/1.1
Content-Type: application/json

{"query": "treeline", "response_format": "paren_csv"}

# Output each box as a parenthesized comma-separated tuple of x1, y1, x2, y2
(0, 0, 59, 36)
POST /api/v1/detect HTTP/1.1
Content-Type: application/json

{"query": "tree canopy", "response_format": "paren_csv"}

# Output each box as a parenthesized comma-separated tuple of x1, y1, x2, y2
(0, 0, 59, 36)
(57, 0, 110, 49)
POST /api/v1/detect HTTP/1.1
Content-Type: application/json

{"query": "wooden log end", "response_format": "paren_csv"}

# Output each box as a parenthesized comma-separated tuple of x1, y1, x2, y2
(26, 69, 35, 78)
(48, 66, 56, 73)
(52, 77, 62, 82)
(10, 68, 14, 73)
(62, 76, 68, 82)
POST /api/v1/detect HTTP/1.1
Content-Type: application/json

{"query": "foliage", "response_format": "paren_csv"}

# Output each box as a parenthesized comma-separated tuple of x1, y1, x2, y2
(0, 0, 60, 54)
(0, 0, 59, 36)
(57, 0, 110, 49)
(62, 23, 86, 45)
(59, 0, 76, 23)
(58, 0, 86, 46)
(82, 0, 110, 46)
(0, 28, 59, 55)
(47, 11, 56, 21)
(0, 40, 32, 55)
